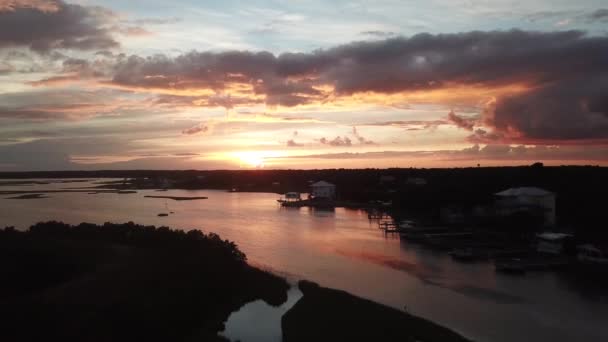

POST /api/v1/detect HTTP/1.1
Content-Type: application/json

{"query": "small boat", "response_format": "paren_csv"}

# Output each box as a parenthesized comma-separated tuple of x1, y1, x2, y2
(157, 213, 169, 217)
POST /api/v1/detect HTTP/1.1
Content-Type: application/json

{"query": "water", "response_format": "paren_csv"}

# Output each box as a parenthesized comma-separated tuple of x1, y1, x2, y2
(221, 287, 303, 342)
(1, 179, 607, 342)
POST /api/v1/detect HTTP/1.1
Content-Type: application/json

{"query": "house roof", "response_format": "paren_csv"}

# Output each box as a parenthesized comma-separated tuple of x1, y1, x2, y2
(495, 187, 553, 197)
(311, 181, 335, 187)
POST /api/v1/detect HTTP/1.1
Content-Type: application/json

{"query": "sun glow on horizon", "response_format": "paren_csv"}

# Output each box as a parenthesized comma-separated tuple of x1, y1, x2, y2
(229, 151, 287, 168)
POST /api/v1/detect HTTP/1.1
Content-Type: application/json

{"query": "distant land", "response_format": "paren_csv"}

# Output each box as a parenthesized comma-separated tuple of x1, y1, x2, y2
(1, 166, 606, 231)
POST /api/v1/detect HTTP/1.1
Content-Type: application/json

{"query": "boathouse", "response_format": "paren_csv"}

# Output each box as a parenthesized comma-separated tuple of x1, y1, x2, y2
(311, 181, 336, 200)
(495, 187, 556, 227)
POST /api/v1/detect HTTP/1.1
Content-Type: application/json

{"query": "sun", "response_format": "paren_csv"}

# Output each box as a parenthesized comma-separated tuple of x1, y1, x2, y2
(235, 151, 266, 168)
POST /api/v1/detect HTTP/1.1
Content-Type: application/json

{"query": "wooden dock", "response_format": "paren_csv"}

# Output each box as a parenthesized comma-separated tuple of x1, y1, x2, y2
(378, 220, 400, 234)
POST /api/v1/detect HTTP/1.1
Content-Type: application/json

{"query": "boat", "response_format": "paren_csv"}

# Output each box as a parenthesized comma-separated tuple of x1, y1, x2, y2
(278, 192, 304, 206)
(157, 213, 169, 217)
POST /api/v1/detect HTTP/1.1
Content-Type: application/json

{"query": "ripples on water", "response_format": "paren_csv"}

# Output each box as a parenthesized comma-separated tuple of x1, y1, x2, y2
(1, 179, 607, 342)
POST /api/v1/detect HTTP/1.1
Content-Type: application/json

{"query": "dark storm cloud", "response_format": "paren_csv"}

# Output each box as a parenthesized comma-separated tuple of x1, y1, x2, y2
(108, 30, 608, 135)
(14, 28, 607, 144)
(0, 0, 118, 52)
(483, 77, 608, 142)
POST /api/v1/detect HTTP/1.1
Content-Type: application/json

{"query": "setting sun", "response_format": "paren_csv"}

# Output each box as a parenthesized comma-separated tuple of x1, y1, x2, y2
(237, 152, 265, 168)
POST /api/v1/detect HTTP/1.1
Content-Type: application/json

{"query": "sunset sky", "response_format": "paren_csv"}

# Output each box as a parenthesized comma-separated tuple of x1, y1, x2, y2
(1, 0, 607, 170)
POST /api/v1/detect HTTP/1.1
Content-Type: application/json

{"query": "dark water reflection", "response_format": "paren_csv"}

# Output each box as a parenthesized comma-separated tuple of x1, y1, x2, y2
(1, 179, 607, 342)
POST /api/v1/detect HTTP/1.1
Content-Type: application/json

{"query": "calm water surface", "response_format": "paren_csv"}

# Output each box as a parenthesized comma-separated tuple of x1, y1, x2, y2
(1, 179, 607, 342)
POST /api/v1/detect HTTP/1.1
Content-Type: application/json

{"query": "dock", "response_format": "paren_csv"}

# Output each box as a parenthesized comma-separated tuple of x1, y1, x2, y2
(279, 199, 377, 209)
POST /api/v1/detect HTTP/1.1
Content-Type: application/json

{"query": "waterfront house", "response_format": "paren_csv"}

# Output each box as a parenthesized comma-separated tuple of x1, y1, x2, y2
(311, 181, 336, 200)
(495, 187, 556, 227)
(536, 232, 572, 254)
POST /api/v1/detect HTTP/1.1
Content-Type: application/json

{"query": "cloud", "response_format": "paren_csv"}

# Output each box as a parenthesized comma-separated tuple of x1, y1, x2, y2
(483, 77, 608, 143)
(447, 110, 476, 131)
(361, 120, 448, 130)
(0, 89, 149, 120)
(3, 28, 608, 146)
(360, 30, 396, 37)
(524, 8, 608, 24)
(130, 17, 181, 25)
(586, 9, 608, 23)
(283, 144, 608, 164)
(286, 139, 302, 147)
(117, 26, 152, 37)
(320, 136, 352, 147)
(0, 0, 59, 12)
(181, 123, 209, 135)
(0, 0, 118, 52)
(352, 126, 374, 144)
(101, 30, 608, 144)
(0, 138, 71, 170)
(523, 11, 574, 23)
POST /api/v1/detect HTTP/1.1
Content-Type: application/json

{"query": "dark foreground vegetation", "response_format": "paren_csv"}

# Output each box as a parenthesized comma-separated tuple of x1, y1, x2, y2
(282, 280, 470, 342)
(0, 221, 289, 342)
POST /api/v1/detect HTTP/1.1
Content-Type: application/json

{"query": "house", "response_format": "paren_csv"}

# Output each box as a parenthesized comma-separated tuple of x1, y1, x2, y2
(536, 232, 572, 254)
(311, 181, 336, 200)
(495, 187, 556, 227)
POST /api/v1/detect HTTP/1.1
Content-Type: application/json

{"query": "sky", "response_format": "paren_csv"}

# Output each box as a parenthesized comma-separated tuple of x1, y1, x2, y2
(0, 0, 607, 170)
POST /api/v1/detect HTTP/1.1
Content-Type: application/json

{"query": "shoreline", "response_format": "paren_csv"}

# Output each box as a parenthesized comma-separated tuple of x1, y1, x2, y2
(282, 280, 471, 342)
(0, 221, 472, 342)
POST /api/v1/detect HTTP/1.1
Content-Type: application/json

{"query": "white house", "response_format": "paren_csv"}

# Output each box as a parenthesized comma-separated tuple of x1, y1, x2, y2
(495, 187, 556, 226)
(311, 181, 336, 200)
